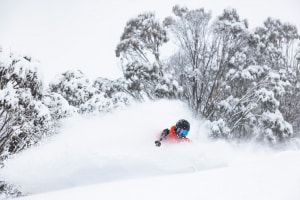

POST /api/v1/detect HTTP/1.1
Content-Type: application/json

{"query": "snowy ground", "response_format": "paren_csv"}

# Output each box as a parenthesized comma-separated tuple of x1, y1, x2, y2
(1, 100, 300, 199)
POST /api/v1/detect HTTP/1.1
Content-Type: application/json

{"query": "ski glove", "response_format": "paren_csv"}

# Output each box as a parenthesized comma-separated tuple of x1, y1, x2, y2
(155, 140, 161, 147)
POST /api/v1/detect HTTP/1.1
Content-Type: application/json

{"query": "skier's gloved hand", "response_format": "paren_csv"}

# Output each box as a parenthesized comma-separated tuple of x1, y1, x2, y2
(155, 140, 161, 147)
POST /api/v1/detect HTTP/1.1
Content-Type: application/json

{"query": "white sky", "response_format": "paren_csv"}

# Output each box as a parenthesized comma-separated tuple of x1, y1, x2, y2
(0, 0, 299, 82)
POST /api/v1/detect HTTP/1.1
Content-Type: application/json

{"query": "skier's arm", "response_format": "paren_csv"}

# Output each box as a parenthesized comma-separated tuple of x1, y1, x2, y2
(160, 129, 169, 141)
(155, 129, 169, 147)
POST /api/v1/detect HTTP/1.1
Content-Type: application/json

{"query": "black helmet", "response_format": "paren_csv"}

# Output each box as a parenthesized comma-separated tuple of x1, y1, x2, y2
(176, 119, 190, 131)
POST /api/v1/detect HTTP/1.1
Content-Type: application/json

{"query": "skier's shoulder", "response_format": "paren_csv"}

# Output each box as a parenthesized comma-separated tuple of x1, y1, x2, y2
(169, 125, 176, 132)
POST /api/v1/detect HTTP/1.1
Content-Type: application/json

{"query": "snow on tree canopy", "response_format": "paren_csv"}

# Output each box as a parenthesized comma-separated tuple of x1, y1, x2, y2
(227, 65, 269, 81)
(0, 51, 55, 157)
(209, 119, 231, 139)
(260, 110, 293, 143)
(267, 70, 291, 96)
(79, 91, 134, 114)
(0, 82, 19, 110)
(49, 70, 95, 107)
(43, 93, 78, 120)
(256, 88, 279, 110)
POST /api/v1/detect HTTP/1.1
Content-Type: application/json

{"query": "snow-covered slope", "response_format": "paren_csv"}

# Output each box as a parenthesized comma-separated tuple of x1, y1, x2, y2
(13, 150, 300, 200)
(1, 100, 300, 199)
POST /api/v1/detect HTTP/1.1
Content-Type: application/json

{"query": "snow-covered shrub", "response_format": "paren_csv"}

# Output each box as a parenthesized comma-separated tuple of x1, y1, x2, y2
(266, 71, 291, 97)
(154, 74, 181, 99)
(0, 51, 54, 157)
(257, 110, 293, 144)
(43, 92, 78, 120)
(209, 119, 231, 139)
(253, 88, 294, 144)
(80, 92, 134, 114)
(210, 95, 257, 140)
(211, 62, 294, 144)
(93, 77, 127, 97)
(0, 181, 22, 199)
(122, 61, 161, 99)
(49, 70, 95, 107)
(255, 88, 279, 113)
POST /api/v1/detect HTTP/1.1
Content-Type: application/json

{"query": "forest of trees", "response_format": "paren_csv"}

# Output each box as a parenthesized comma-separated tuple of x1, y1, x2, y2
(115, 6, 300, 144)
(0, 5, 300, 164)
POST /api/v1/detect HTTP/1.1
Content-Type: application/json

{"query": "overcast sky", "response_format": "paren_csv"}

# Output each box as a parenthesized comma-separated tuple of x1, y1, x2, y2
(0, 0, 299, 83)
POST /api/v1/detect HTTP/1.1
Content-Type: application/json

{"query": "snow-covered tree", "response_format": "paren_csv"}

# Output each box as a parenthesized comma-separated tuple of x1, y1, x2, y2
(0, 52, 54, 157)
(80, 77, 134, 114)
(210, 64, 293, 143)
(80, 92, 133, 114)
(209, 118, 231, 139)
(93, 77, 128, 97)
(254, 18, 299, 69)
(0, 181, 22, 199)
(49, 70, 94, 107)
(254, 88, 293, 144)
(116, 12, 168, 66)
(252, 18, 300, 136)
(164, 5, 212, 71)
(116, 12, 178, 100)
(122, 61, 180, 99)
(43, 92, 78, 120)
(164, 6, 213, 114)
(164, 6, 298, 143)
(165, 7, 250, 116)
(48, 72, 137, 115)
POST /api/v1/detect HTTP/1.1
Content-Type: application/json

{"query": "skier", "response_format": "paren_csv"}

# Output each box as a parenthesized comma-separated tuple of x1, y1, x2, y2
(155, 119, 191, 147)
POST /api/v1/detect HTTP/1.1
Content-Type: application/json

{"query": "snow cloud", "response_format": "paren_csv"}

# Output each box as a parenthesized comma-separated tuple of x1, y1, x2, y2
(0, 99, 269, 194)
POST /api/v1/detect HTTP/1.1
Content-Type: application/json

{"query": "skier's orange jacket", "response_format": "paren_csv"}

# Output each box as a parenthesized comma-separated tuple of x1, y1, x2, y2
(159, 125, 190, 143)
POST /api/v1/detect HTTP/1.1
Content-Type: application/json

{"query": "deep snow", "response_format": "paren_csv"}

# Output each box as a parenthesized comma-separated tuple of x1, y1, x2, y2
(1, 100, 300, 199)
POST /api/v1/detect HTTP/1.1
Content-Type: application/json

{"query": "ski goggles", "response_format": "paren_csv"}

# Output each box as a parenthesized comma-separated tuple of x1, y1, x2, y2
(176, 128, 189, 137)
